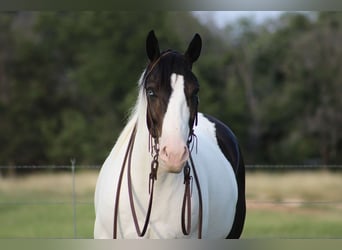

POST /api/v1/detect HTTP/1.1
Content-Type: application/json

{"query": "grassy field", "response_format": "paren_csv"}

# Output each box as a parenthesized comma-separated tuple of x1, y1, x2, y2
(244, 171, 342, 238)
(0, 170, 341, 238)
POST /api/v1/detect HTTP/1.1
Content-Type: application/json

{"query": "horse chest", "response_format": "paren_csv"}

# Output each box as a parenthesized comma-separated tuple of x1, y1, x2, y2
(118, 173, 198, 238)
(95, 117, 239, 239)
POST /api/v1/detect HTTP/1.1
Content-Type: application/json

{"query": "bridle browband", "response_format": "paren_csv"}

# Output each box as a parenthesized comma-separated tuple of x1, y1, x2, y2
(112, 52, 203, 238)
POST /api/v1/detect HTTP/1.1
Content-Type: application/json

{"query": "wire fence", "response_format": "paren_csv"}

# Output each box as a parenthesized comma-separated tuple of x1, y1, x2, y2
(1, 164, 342, 170)
(0, 164, 341, 238)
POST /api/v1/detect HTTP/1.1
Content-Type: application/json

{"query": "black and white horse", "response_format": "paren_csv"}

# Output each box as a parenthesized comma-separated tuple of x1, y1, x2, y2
(94, 31, 245, 239)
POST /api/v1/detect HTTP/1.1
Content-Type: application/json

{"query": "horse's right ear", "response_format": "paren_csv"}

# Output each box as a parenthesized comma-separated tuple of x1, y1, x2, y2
(146, 30, 160, 61)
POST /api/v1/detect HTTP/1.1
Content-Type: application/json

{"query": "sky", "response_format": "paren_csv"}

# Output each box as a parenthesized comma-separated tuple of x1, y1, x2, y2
(192, 11, 285, 28)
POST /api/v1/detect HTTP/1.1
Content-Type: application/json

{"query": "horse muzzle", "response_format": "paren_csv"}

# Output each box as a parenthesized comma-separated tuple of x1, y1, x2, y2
(159, 143, 189, 173)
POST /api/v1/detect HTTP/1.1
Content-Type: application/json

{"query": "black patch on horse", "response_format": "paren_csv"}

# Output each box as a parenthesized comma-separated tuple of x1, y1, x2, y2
(204, 114, 246, 239)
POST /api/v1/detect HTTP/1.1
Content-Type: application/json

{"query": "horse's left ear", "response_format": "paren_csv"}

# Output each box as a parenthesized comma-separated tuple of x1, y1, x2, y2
(185, 33, 202, 64)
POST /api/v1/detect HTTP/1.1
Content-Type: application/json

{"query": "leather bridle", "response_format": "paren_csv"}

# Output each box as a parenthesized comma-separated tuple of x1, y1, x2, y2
(112, 123, 203, 239)
(113, 53, 203, 238)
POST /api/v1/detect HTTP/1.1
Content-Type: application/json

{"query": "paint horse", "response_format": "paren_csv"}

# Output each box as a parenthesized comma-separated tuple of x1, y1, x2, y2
(94, 31, 245, 239)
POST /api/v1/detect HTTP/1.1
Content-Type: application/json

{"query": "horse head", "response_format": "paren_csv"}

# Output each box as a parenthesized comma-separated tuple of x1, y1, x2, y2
(142, 30, 202, 173)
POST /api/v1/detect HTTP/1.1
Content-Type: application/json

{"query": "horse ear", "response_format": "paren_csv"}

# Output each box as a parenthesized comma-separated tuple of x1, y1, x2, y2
(185, 33, 202, 64)
(146, 30, 160, 61)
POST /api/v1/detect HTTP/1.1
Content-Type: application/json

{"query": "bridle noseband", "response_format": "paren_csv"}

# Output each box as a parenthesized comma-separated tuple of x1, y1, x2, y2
(113, 53, 203, 239)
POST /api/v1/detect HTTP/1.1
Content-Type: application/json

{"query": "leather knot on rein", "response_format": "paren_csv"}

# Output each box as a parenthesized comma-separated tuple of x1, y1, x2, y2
(181, 163, 193, 235)
(113, 124, 203, 239)
(149, 143, 159, 194)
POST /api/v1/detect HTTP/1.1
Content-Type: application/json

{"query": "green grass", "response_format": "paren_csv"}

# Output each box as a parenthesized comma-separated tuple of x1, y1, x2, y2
(243, 170, 342, 238)
(0, 171, 96, 238)
(0, 170, 341, 238)
(0, 204, 95, 238)
(243, 206, 342, 238)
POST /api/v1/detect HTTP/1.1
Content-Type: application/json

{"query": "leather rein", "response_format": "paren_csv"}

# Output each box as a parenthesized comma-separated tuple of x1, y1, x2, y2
(112, 124, 203, 238)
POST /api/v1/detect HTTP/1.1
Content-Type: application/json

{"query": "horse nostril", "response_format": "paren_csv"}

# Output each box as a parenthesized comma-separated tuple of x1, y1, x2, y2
(161, 146, 168, 157)
(181, 146, 189, 161)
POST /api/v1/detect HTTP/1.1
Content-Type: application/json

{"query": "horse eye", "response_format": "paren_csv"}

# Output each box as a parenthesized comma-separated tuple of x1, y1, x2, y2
(146, 88, 156, 97)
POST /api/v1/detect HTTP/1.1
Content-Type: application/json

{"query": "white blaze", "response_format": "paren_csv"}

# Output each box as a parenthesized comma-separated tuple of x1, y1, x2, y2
(159, 73, 190, 172)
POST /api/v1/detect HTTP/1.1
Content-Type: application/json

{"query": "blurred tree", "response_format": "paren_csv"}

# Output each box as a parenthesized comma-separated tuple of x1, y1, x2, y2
(0, 13, 16, 169)
(0, 12, 207, 166)
(283, 12, 342, 164)
(222, 12, 342, 164)
(1, 11, 341, 167)
(224, 18, 263, 163)
(29, 12, 181, 164)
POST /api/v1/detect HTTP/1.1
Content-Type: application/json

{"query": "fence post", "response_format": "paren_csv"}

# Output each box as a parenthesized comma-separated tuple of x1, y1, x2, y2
(71, 158, 77, 238)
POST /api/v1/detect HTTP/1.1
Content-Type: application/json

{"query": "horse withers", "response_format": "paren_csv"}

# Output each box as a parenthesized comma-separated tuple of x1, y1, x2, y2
(94, 30, 245, 239)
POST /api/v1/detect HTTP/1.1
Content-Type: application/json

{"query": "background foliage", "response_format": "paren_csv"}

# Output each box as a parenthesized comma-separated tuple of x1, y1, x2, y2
(0, 11, 341, 166)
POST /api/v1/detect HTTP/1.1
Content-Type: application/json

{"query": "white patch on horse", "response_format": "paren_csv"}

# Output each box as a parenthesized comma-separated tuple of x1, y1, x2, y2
(159, 73, 190, 173)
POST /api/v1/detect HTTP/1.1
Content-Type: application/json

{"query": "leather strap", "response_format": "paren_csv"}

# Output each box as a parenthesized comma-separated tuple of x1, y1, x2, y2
(113, 124, 137, 238)
(113, 124, 203, 238)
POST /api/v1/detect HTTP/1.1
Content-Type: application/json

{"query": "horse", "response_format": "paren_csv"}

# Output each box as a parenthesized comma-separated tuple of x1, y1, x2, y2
(94, 30, 246, 239)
